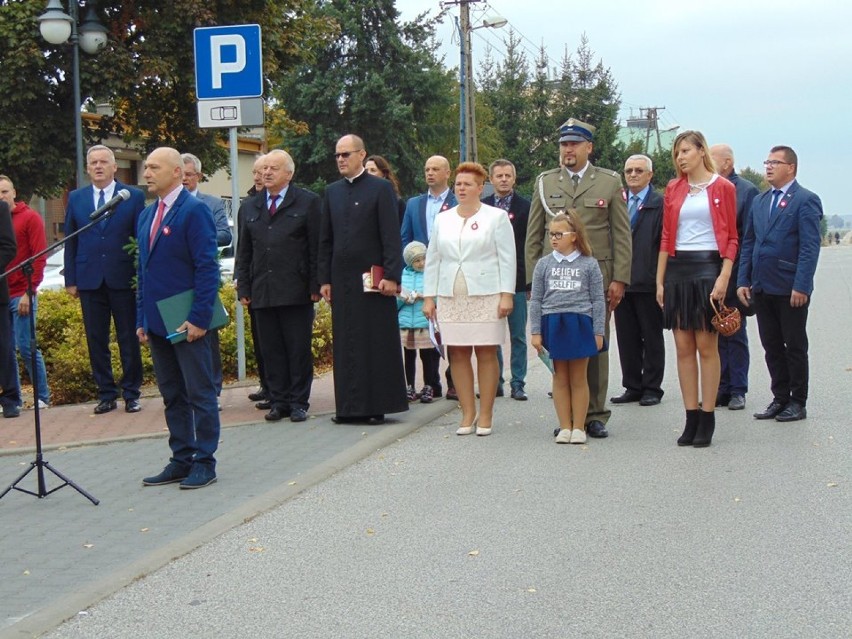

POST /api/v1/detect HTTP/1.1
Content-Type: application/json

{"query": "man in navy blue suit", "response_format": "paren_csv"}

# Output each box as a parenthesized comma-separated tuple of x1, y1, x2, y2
(64, 145, 146, 415)
(400, 155, 457, 398)
(137, 147, 220, 489)
(738, 145, 822, 423)
(710, 144, 759, 412)
(481, 159, 531, 401)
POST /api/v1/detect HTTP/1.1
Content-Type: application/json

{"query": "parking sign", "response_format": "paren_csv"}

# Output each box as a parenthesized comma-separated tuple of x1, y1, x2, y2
(194, 25, 262, 100)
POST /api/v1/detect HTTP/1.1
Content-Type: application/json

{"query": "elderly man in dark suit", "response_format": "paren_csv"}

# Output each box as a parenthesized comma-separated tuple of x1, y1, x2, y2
(710, 144, 759, 411)
(0, 199, 19, 417)
(137, 147, 220, 489)
(481, 159, 531, 400)
(64, 145, 146, 415)
(738, 145, 823, 423)
(235, 149, 320, 423)
(611, 154, 665, 406)
(400, 154, 457, 399)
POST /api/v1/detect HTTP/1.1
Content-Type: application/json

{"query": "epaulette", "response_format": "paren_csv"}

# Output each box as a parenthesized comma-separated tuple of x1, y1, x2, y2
(593, 166, 621, 179)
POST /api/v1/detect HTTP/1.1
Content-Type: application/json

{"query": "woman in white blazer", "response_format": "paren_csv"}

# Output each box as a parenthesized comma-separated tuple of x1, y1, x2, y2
(423, 162, 516, 436)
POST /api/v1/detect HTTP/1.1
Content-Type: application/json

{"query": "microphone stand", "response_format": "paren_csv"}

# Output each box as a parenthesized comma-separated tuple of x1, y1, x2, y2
(0, 202, 124, 505)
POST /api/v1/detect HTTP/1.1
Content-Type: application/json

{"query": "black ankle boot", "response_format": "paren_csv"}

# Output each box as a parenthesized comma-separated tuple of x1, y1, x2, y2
(677, 409, 700, 446)
(693, 410, 716, 448)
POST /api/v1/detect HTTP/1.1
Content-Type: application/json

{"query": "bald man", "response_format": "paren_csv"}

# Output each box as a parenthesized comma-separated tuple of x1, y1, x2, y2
(709, 144, 759, 411)
(136, 147, 221, 489)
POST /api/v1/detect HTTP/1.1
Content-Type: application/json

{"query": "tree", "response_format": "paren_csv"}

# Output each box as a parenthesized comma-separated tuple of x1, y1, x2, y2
(739, 166, 768, 192)
(0, 0, 335, 199)
(269, 0, 455, 196)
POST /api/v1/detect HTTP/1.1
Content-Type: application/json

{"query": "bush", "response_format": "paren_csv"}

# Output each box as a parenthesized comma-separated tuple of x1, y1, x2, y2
(34, 285, 334, 405)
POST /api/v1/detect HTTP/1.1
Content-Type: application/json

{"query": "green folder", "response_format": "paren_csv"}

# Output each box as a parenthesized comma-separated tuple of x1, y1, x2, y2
(156, 289, 229, 344)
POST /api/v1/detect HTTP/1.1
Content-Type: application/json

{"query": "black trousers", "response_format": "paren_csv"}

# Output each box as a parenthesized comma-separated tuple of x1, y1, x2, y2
(613, 291, 665, 397)
(0, 302, 20, 409)
(754, 292, 810, 405)
(254, 303, 314, 411)
(248, 305, 269, 392)
(403, 347, 440, 391)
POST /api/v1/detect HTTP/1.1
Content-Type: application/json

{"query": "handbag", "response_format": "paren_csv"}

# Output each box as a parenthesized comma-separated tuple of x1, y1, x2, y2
(710, 298, 742, 337)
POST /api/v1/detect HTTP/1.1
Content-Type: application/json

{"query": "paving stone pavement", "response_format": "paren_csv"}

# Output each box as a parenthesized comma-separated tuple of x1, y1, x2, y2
(1, 247, 850, 638)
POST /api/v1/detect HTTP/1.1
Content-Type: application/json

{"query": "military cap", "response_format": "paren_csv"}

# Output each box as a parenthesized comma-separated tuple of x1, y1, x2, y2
(558, 118, 595, 143)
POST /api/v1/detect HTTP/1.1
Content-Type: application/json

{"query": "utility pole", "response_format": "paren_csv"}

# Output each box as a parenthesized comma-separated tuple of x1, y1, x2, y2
(642, 106, 665, 153)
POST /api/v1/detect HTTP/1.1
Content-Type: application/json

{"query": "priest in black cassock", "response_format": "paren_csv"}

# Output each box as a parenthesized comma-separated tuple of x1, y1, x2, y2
(318, 135, 409, 424)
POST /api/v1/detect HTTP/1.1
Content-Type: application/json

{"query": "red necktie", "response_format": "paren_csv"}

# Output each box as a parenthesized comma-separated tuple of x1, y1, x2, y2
(269, 194, 279, 216)
(149, 200, 166, 248)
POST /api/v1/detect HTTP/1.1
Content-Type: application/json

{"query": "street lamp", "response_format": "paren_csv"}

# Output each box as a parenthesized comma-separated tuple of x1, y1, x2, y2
(451, 3, 507, 164)
(38, 0, 108, 188)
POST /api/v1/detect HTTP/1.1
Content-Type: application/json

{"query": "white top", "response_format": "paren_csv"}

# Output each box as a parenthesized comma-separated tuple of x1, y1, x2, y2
(675, 176, 719, 251)
(423, 203, 516, 297)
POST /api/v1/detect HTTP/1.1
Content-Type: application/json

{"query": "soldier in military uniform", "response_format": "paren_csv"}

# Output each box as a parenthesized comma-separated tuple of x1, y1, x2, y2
(525, 118, 632, 438)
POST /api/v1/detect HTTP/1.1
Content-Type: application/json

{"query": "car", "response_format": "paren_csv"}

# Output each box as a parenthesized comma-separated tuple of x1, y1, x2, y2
(39, 247, 66, 291)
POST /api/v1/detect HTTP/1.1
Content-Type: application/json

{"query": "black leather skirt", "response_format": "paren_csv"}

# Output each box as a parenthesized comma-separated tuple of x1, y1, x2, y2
(663, 251, 721, 331)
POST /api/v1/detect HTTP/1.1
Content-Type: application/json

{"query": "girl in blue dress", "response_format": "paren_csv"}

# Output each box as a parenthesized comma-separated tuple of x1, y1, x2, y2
(529, 211, 606, 444)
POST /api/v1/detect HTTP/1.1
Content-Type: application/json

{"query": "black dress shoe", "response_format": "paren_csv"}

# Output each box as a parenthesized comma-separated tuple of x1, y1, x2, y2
(366, 415, 385, 425)
(94, 399, 117, 415)
(754, 400, 787, 420)
(248, 389, 268, 402)
(639, 394, 661, 406)
(775, 402, 807, 422)
(586, 420, 609, 438)
(610, 391, 641, 404)
(125, 399, 142, 413)
(255, 400, 272, 410)
(265, 407, 286, 421)
(290, 408, 307, 422)
(2, 404, 21, 418)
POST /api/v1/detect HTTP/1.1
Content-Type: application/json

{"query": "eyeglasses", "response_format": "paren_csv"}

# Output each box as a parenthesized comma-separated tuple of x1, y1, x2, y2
(549, 231, 575, 240)
(624, 168, 646, 175)
(763, 160, 792, 167)
(183, 172, 199, 178)
(334, 150, 362, 159)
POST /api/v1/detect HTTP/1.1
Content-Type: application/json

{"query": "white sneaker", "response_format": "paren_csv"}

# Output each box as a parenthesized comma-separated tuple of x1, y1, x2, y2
(38, 399, 49, 409)
(555, 429, 572, 444)
(570, 429, 587, 444)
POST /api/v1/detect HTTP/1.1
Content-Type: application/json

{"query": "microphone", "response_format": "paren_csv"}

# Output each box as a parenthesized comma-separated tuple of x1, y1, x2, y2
(89, 189, 131, 220)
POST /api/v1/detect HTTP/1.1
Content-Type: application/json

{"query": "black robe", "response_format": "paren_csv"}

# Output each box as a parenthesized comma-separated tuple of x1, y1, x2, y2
(318, 172, 408, 418)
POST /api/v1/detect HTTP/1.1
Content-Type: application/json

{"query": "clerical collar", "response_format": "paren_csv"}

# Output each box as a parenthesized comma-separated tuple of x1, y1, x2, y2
(552, 249, 581, 262)
(346, 168, 366, 184)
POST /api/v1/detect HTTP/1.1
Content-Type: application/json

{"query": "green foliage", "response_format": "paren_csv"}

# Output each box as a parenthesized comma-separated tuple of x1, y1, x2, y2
(739, 166, 768, 192)
(0, 0, 336, 198)
(270, 0, 456, 196)
(34, 284, 333, 404)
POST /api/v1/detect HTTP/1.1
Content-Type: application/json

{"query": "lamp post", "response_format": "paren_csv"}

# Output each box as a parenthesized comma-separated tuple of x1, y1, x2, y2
(447, 1, 507, 164)
(38, 0, 108, 188)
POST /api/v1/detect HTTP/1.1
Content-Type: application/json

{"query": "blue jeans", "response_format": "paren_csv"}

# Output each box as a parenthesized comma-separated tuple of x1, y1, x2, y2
(718, 315, 750, 396)
(9, 295, 50, 404)
(148, 332, 220, 469)
(497, 291, 528, 389)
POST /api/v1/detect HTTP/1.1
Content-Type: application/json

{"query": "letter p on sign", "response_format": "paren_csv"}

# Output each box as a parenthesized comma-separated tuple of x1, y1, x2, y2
(210, 35, 246, 89)
(194, 25, 263, 100)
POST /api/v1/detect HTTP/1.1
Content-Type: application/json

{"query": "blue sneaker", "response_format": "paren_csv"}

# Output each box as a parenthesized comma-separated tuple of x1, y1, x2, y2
(179, 464, 217, 490)
(143, 461, 191, 486)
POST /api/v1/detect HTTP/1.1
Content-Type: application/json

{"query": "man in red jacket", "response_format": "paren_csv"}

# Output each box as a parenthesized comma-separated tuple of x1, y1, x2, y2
(0, 176, 50, 411)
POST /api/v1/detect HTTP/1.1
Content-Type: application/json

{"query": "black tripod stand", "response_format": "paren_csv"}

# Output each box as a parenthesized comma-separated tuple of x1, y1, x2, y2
(0, 198, 126, 505)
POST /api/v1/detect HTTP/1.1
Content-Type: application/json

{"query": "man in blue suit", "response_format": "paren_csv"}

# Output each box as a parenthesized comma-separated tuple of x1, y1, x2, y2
(181, 152, 232, 406)
(64, 145, 146, 415)
(136, 147, 221, 489)
(400, 155, 457, 399)
(738, 145, 822, 423)
(710, 144, 759, 412)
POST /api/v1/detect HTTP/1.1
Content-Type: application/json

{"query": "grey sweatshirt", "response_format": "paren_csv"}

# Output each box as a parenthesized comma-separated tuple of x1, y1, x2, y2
(529, 252, 606, 336)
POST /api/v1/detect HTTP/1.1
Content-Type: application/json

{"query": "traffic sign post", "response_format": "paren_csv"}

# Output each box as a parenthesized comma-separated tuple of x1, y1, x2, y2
(194, 24, 265, 381)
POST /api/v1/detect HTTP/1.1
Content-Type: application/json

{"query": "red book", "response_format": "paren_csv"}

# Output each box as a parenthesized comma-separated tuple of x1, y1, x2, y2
(362, 265, 384, 292)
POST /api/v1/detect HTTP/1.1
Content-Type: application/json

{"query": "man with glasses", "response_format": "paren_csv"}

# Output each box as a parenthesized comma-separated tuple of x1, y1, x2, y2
(318, 134, 408, 425)
(710, 144, 759, 411)
(182, 153, 232, 408)
(737, 146, 823, 423)
(611, 154, 665, 407)
(525, 119, 631, 438)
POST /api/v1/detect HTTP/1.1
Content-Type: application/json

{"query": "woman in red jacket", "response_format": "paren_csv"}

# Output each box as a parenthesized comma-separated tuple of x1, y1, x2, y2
(656, 130, 738, 448)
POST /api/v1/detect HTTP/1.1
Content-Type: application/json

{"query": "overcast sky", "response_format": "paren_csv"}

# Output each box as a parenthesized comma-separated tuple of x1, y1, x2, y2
(396, 0, 850, 215)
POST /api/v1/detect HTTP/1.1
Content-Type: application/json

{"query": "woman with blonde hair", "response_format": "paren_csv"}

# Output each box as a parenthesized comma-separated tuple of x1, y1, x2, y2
(656, 130, 738, 448)
(422, 162, 516, 436)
